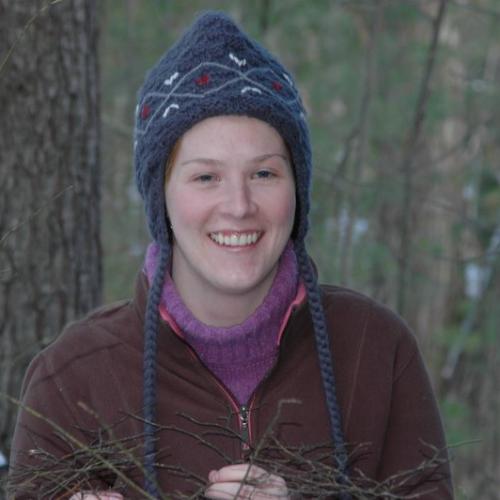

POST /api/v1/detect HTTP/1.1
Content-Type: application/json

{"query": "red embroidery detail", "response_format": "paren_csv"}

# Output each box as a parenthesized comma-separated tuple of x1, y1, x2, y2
(273, 81, 283, 91)
(196, 74, 210, 86)
(141, 104, 151, 120)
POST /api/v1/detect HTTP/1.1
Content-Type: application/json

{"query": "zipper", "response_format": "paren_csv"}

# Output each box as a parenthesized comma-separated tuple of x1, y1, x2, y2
(240, 405, 249, 450)
(188, 347, 252, 455)
(161, 313, 255, 457)
(208, 378, 255, 457)
(239, 396, 256, 453)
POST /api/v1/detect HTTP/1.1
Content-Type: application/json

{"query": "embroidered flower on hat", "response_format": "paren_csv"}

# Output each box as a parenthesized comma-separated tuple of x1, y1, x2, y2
(196, 73, 210, 86)
(140, 104, 151, 120)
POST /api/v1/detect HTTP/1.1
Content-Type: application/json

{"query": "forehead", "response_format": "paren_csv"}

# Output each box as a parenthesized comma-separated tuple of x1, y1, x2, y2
(176, 115, 289, 160)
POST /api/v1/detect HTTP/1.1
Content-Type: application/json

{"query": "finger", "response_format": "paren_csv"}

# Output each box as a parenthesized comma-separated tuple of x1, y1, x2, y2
(69, 493, 124, 500)
(205, 481, 255, 499)
(209, 463, 269, 484)
(210, 465, 287, 492)
(205, 481, 289, 499)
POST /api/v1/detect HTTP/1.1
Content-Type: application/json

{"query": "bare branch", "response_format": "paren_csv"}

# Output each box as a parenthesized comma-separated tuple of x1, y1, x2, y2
(4, 396, 454, 499)
(0, 0, 65, 77)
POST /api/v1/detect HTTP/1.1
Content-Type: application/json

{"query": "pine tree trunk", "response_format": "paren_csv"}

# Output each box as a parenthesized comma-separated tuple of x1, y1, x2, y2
(0, 0, 101, 464)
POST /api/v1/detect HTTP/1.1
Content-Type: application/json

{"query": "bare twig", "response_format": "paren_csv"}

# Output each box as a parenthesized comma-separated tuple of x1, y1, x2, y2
(0, 0, 65, 77)
(4, 396, 453, 499)
(0, 186, 74, 247)
(3, 394, 157, 500)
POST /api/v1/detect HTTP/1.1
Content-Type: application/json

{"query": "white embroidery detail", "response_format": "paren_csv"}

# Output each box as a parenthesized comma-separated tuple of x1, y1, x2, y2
(163, 104, 179, 117)
(164, 72, 179, 86)
(229, 53, 247, 67)
(283, 73, 293, 86)
(136, 63, 301, 135)
(241, 86, 262, 95)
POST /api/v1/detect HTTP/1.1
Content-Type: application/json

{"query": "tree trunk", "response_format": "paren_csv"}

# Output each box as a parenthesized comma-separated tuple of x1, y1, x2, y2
(0, 0, 101, 465)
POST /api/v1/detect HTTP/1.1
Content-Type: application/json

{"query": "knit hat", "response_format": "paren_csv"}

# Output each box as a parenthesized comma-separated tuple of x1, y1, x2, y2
(134, 12, 311, 244)
(134, 11, 349, 497)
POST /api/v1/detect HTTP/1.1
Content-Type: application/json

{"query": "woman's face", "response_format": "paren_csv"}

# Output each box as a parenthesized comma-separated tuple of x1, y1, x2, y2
(165, 115, 296, 306)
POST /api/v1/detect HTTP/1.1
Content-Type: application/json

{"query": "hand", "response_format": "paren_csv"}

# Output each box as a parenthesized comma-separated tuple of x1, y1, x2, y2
(69, 492, 123, 500)
(205, 463, 289, 499)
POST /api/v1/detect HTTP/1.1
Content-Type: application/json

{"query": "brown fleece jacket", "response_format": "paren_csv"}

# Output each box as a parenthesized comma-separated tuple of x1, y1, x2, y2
(9, 272, 453, 499)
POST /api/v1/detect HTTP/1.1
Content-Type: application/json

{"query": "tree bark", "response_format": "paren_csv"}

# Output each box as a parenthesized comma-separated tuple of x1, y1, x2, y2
(0, 0, 101, 462)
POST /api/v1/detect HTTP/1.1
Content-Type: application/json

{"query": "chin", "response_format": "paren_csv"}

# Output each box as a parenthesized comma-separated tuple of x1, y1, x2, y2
(212, 267, 274, 296)
(214, 276, 261, 295)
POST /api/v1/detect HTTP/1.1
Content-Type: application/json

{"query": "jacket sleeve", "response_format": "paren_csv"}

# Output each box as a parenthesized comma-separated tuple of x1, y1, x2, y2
(8, 352, 114, 499)
(376, 331, 454, 499)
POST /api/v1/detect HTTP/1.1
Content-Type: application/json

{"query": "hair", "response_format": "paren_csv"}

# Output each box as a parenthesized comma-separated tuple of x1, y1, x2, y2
(164, 138, 181, 186)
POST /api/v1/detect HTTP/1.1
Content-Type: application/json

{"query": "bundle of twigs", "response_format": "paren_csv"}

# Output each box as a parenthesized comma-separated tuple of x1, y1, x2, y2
(4, 397, 450, 499)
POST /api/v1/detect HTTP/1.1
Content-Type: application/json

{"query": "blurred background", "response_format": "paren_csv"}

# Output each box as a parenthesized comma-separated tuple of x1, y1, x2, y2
(1, 1, 499, 498)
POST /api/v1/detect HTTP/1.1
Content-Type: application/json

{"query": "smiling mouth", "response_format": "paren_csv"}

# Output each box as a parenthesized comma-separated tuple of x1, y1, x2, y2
(209, 231, 262, 247)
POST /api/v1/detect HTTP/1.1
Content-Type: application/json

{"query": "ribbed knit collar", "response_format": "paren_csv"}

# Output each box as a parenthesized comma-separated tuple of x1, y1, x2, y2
(144, 242, 300, 403)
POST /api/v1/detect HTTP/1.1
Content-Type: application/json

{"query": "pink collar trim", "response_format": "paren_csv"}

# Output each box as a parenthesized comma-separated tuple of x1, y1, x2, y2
(159, 281, 307, 345)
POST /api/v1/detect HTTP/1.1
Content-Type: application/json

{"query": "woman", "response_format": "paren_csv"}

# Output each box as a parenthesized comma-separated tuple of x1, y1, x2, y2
(9, 11, 453, 500)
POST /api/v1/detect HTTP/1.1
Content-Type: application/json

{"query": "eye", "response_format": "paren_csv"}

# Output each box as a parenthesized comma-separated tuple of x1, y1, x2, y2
(254, 169, 276, 180)
(195, 173, 217, 183)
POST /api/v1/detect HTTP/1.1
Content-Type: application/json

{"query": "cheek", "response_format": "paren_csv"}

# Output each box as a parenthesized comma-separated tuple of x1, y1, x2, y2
(166, 191, 206, 228)
(289, 190, 297, 221)
(166, 190, 185, 228)
(282, 187, 297, 221)
(280, 190, 297, 240)
(268, 189, 296, 227)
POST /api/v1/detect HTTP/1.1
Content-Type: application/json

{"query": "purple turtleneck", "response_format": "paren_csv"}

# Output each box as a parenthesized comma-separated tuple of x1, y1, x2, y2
(144, 242, 301, 405)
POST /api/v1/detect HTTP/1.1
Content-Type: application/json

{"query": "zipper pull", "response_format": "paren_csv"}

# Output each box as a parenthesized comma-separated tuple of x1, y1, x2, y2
(240, 405, 250, 451)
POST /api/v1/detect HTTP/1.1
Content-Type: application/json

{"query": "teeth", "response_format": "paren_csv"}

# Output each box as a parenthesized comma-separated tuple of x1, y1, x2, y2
(210, 232, 260, 247)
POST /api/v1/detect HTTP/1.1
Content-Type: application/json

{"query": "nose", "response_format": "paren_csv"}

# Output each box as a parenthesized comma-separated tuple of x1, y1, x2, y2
(222, 178, 257, 218)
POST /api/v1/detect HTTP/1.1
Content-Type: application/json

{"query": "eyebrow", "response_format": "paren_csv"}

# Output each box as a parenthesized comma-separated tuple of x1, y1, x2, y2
(180, 153, 290, 167)
(180, 158, 221, 167)
(253, 153, 290, 164)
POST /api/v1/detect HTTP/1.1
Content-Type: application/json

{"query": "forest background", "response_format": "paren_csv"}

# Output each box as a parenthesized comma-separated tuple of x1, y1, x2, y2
(1, 1, 499, 499)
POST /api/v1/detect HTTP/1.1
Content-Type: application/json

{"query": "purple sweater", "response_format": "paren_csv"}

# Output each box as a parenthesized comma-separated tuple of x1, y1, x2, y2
(144, 242, 304, 404)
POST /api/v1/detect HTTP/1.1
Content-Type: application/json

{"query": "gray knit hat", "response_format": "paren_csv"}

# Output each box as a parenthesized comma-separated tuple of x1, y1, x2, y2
(134, 11, 349, 498)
